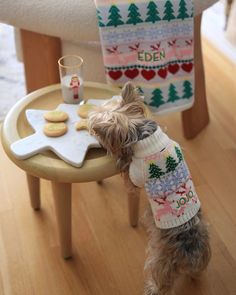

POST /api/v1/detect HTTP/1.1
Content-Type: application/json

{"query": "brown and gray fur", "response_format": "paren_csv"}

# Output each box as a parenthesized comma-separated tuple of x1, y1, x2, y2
(89, 82, 211, 295)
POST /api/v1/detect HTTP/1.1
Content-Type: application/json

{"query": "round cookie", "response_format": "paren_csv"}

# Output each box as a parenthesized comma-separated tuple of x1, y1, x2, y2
(43, 123, 68, 137)
(77, 104, 98, 118)
(44, 110, 68, 122)
(75, 119, 88, 131)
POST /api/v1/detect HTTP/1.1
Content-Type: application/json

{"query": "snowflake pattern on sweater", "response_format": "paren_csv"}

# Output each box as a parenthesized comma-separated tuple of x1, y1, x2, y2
(145, 160, 190, 198)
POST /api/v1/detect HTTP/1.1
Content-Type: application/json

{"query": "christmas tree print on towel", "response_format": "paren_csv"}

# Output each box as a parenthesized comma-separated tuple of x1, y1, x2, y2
(95, 1, 193, 28)
(149, 89, 165, 108)
(107, 5, 124, 27)
(146, 1, 161, 23)
(178, 0, 189, 20)
(167, 84, 180, 103)
(149, 163, 165, 179)
(97, 9, 105, 27)
(126, 3, 143, 25)
(163, 1, 175, 21)
(182, 81, 193, 99)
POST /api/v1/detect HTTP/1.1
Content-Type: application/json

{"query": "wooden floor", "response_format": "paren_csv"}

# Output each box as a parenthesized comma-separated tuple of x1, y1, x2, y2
(1, 39, 236, 295)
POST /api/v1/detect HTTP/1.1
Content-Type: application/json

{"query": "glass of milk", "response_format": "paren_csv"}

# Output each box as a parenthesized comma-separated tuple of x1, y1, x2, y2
(58, 55, 84, 104)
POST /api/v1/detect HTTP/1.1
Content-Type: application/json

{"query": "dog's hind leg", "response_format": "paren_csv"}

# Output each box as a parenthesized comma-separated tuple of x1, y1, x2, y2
(144, 254, 177, 295)
(144, 227, 178, 294)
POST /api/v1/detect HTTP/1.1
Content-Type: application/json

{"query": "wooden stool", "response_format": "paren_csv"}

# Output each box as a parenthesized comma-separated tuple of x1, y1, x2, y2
(1, 82, 140, 259)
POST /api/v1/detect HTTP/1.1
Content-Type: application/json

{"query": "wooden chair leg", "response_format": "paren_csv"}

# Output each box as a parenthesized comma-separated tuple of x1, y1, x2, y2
(26, 174, 40, 210)
(128, 190, 140, 227)
(124, 172, 140, 227)
(51, 182, 72, 259)
(20, 29, 61, 93)
(181, 14, 210, 139)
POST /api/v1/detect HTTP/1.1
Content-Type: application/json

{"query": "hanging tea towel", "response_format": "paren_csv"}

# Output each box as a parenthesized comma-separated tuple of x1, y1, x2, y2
(94, 0, 194, 114)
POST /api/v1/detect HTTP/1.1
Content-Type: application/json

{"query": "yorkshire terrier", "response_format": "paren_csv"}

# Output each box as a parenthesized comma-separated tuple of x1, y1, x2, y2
(88, 82, 211, 295)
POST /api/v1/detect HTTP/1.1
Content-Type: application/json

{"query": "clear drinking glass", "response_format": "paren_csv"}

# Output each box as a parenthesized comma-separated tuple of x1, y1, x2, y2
(58, 55, 84, 104)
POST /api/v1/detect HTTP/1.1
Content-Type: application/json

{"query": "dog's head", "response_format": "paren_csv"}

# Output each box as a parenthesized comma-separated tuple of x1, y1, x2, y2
(89, 82, 145, 153)
(88, 82, 157, 170)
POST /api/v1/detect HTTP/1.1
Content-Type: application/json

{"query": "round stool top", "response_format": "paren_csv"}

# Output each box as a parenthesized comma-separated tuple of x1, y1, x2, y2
(1, 82, 120, 183)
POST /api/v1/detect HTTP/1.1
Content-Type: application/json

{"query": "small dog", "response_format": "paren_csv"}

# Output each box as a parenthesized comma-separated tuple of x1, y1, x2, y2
(89, 82, 211, 295)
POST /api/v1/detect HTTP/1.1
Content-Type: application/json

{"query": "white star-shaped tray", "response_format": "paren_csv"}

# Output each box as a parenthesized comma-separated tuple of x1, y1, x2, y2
(10, 98, 119, 168)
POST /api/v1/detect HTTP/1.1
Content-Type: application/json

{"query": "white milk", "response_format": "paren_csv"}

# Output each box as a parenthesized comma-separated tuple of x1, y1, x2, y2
(61, 75, 84, 104)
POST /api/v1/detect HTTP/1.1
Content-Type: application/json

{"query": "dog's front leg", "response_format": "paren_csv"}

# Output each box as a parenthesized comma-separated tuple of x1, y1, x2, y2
(123, 171, 141, 227)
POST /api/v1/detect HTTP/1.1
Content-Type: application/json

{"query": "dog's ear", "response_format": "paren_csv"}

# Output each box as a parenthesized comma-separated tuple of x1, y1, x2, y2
(120, 82, 146, 118)
(89, 111, 134, 154)
(121, 82, 143, 105)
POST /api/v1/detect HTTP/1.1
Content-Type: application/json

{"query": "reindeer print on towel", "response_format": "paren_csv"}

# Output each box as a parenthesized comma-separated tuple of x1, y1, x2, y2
(94, 0, 194, 114)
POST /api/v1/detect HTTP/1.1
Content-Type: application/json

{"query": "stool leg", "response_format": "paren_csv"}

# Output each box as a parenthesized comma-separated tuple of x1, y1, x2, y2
(26, 174, 40, 210)
(124, 172, 140, 227)
(128, 190, 140, 227)
(181, 14, 210, 139)
(51, 182, 72, 259)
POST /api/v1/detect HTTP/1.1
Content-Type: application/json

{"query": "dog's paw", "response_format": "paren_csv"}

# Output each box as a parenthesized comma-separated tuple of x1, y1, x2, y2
(144, 280, 159, 295)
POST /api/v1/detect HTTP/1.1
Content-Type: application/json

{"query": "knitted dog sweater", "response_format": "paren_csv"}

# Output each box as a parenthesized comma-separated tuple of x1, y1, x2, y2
(129, 127, 200, 229)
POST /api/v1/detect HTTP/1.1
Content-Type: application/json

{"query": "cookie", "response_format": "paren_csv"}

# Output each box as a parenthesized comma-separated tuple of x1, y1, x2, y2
(77, 104, 98, 118)
(75, 119, 88, 131)
(43, 123, 68, 137)
(44, 110, 68, 122)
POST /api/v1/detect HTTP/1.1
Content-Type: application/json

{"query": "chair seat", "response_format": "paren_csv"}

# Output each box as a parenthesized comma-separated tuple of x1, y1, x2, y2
(0, 0, 218, 45)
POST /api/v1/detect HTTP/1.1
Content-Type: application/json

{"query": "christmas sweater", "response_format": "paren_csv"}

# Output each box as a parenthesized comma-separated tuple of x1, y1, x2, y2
(129, 127, 200, 229)
(94, 0, 195, 115)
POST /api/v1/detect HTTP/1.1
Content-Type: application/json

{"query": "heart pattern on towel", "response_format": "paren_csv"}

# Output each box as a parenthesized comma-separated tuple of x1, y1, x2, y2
(108, 70, 122, 80)
(141, 70, 156, 81)
(168, 64, 180, 74)
(124, 69, 139, 79)
(107, 61, 193, 82)
(158, 68, 168, 79)
(181, 63, 193, 73)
